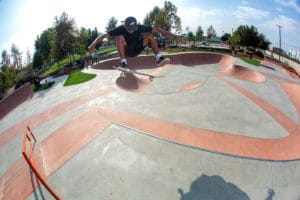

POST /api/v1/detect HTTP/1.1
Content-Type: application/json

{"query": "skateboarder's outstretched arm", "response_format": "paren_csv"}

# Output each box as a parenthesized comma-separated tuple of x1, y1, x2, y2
(152, 28, 182, 43)
(88, 33, 110, 55)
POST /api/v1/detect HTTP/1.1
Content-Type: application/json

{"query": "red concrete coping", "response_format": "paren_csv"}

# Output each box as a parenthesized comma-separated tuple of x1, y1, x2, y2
(264, 56, 300, 79)
(0, 83, 33, 119)
(92, 52, 235, 70)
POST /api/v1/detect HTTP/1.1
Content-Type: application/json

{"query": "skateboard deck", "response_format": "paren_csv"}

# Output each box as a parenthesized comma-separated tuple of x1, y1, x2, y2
(113, 66, 164, 81)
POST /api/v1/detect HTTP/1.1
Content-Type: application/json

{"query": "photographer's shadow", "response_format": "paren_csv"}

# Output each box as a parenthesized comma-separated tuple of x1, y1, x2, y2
(178, 174, 250, 200)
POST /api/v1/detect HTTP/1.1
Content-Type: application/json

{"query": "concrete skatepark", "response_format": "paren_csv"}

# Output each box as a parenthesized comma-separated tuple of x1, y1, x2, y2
(1, 52, 300, 199)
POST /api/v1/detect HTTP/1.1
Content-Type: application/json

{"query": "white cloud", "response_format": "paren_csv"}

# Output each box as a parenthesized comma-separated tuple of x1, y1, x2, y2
(276, 7, 283, 12)
(1, 0, 299, 57)
(263, 15, 300, 33)
(275, 0, 300, 13)
(261, 15, 300, 50)
(1, 0, 164, 57)
(177, 7, 221, 33)
(233, 6, 270, 21)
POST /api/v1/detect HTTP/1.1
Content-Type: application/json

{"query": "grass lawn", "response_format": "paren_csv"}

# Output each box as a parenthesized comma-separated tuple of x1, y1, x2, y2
(44, 55, 82, 75)
(63, 70, 96, 86)
(43, 46, 117, 75)
(242, 57, 261, 66)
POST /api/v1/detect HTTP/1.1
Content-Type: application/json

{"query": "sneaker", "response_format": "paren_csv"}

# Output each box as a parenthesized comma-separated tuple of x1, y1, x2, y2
(120, 61, 127, 68)
(157, 56, 170, 67)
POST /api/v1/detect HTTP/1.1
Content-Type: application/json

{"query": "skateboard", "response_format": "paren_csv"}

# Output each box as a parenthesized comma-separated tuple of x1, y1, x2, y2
(113, 66, 164, 81)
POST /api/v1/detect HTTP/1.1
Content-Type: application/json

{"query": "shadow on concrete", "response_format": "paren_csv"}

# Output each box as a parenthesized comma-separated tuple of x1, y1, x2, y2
(178, 174, 250, 200)
(116, 72, 150, 92)
(29, 169, 45, 200)
(265, 188, 275, 200)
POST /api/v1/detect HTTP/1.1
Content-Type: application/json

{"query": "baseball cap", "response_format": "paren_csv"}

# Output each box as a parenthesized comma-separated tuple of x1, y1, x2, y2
(124, 17, 138, 32)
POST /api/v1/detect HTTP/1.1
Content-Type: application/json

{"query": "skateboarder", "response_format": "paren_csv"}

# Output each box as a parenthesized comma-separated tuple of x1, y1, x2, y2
(88, 16, 181, 68)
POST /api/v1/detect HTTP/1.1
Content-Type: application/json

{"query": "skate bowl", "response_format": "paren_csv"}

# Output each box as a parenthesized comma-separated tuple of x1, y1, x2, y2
(93, 52, 265, 92)
(2, 51, 300, 199)
(0, 83, 33, 119)
(93, 52, 235, 69)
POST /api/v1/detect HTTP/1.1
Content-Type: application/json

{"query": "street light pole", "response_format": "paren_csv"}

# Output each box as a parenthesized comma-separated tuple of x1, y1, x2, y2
(276, 25, 282, 62)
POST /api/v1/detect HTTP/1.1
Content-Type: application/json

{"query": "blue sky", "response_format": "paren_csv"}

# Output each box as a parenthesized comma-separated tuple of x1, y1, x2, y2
(0, 0, 299, 62)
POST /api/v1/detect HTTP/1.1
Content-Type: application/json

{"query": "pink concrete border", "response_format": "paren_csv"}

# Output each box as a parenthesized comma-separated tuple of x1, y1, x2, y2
(0, 83, 33, 119)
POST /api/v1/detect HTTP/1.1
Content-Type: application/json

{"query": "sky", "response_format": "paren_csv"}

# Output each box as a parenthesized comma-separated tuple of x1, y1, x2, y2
(0, 0, 299, 63)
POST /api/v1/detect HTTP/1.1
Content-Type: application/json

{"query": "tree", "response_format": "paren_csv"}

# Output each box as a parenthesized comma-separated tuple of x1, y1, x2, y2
(38, 28, 53, 63)
(106, 17, 118, 45)
(75, 27, 89, 56)
(196, 26, 204, 41)
(229, 25, 271, 52)
(52, 11, 78, 61)
(221, 33, 231, 43)
(207, 25, 216, 43)
(0, 50, 14, 95)
(11, 44, 22, 69)
(161, 1, 181, 32)
(234, 25, 259, 47)
(143, 1, 181, 33)
(1, 50, 10, 68)
(144, 6, 161, 26)
(228, 34, 240, 47)
(257, 33, 270, 50)
(32, 51, 43, 69)
(185, 26, 189, 34)
(187, 32, 194, 45)
(33, 28, 53, 69)
(87, 27, 101, 50)
(25, 48, 32, 68)
(231, 25, 270, 50)
(106, 17, 118, 32)
(0, 69, 14, 95)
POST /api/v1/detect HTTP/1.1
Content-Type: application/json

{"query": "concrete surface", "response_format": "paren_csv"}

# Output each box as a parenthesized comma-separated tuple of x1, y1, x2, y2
(1, 52, 300, 199)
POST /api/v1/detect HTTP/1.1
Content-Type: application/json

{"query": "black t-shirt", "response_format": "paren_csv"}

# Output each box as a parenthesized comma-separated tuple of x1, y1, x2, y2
(108, 25, 152, 49)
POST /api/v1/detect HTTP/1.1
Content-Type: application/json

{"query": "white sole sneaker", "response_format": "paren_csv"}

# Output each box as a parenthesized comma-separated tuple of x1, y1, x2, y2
(157, 58, 171, 67)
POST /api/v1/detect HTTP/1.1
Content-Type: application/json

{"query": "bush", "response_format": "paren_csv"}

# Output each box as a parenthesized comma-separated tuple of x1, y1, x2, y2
(0, 70, 14, 94)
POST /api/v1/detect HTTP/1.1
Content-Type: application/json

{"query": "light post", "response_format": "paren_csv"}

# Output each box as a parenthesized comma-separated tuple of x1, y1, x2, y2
(276, 25, 282, 62)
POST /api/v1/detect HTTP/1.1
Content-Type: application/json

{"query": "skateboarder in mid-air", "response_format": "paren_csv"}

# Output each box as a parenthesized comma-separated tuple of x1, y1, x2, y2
(88, 16, 181, 68)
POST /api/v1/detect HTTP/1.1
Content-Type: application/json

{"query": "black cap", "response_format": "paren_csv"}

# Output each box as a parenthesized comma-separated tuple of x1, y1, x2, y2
(124, 17, 138, 32)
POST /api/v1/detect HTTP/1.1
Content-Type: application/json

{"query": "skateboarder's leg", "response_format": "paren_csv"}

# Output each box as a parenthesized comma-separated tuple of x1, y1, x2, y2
(116, 35, 128, 67)
(143, 35, 170, 66)
(143, 34, 159, 55)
